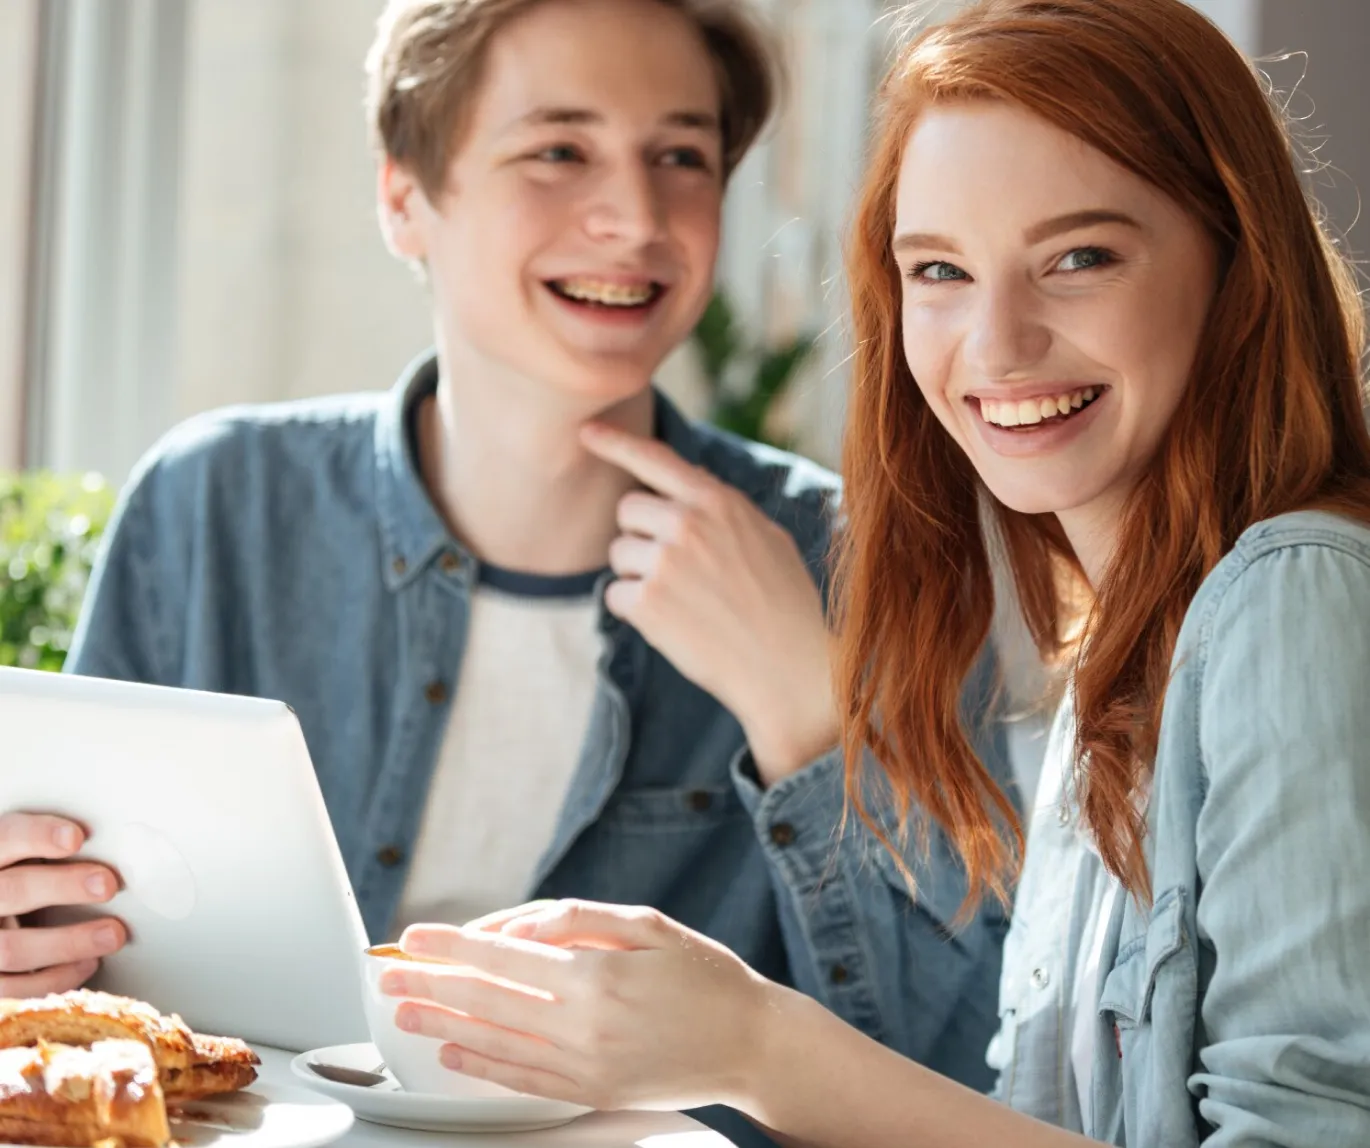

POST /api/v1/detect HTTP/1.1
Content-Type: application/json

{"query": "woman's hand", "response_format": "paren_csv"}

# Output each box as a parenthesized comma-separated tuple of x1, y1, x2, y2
(389, 900, 779, 1112)
(580, 423, 839, 785)
(397, 905, 1091, 1148)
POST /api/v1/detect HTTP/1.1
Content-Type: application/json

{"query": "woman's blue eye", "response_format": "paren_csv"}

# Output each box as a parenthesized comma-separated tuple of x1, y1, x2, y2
(1058, 246, 1116, 272)
(907, 261, 969, 283)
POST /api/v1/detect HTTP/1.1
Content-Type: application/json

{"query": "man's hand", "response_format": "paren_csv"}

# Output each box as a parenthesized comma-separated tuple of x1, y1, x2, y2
(581, 422, 839, 785)
(0, 813, 126, 998)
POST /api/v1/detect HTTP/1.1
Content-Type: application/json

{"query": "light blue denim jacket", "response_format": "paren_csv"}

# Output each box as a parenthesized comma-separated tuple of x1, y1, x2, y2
(66, 351, 1012, 1144)
(998, 510, 1370, 1145)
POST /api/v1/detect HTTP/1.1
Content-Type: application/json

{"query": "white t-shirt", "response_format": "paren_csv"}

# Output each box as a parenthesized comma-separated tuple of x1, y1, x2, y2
(1070, 845, 1122, 1122)
(390, 564, 605, 937)
(987, 693, 1124, 1130)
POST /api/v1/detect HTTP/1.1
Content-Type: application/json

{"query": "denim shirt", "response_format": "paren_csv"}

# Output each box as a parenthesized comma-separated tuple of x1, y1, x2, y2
(995, 510, 1370, 1145)
(65, 351, 1012, 1142)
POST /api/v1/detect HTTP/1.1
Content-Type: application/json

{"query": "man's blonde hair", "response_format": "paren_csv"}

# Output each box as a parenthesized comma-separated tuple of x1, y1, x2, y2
(366, 0, 779, 200)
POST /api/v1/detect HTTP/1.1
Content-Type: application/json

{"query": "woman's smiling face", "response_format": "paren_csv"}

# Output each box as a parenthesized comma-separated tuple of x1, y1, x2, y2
(892, 100, 1219, 562)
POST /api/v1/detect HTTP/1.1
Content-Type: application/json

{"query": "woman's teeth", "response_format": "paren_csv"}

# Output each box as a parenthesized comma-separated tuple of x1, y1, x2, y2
(979, 387, 1099, 428)
(550, 278, 658, 307)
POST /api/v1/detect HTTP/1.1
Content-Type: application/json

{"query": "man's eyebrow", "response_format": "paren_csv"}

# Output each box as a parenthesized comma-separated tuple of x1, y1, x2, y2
(892, 209, 1144, 255)
(506, 106, 601, 131)
(661, 110, 720, 132)
(500, 106, 720, 133)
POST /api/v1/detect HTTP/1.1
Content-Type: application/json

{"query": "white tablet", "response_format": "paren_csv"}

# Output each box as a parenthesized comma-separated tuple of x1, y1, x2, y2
(0, 666, 370, 1053)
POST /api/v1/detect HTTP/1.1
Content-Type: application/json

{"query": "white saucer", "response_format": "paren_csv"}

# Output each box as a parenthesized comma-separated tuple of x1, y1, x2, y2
(166, 1080, 354, 1148)
(290, 1043, 592, 1134)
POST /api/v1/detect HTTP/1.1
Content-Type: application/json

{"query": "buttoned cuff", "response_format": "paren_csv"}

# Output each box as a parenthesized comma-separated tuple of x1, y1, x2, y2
(729, 743, 850, 894)
(730, 743, 895, 1037)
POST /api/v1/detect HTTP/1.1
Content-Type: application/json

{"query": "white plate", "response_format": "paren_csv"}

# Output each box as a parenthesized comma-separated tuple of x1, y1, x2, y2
(290, 1043, 592, 1134)
(1, 1079, 355, 1148)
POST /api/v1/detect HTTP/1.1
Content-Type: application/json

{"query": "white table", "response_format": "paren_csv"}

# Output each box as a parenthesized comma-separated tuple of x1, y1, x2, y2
(256, 1047, 737, 1148)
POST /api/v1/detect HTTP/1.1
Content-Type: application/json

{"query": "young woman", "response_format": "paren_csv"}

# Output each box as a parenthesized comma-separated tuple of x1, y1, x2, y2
(379, 0, 1370, 1142)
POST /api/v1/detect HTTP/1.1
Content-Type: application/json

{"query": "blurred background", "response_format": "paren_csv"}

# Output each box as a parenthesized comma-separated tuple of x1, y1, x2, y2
(0, 0, 1365, 671)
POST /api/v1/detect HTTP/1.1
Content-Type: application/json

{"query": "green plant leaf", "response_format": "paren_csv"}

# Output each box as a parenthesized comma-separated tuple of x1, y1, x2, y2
(754, 334, 818, 404)
(690, 290, 743, 386)
(0, 472, 114, 672)
(692, 289, 822, 451)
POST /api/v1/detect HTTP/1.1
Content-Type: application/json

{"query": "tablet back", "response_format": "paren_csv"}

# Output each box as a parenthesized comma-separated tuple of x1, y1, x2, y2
(0, 666, 370, 1052)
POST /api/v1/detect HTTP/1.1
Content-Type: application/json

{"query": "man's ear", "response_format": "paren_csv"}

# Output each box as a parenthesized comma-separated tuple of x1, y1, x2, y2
(377, 157, 430, 261)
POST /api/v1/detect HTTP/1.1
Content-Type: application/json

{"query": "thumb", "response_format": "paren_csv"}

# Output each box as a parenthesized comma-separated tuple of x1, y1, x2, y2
(502, 900, 670, 951)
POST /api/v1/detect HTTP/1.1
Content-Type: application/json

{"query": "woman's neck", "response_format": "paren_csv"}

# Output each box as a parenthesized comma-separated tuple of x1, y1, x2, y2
(1056, 492, 1129, 590)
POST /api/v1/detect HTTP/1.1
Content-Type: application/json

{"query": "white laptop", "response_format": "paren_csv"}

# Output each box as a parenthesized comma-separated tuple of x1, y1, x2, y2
(0, 665, 371, 1053)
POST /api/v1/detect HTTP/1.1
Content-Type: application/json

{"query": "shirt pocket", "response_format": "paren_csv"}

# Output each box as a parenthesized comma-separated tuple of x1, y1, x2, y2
(1096, 885, 1200, 1146)
(1099, 885, 1186, 1029)
(597, 782, 750, 833)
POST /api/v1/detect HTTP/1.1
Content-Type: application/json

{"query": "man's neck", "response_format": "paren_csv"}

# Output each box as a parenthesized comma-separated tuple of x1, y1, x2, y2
(416, 358, 655, 576)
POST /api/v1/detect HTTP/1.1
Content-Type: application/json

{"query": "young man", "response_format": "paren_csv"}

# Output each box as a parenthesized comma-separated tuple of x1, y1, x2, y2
(0, 0, 1010, 1140)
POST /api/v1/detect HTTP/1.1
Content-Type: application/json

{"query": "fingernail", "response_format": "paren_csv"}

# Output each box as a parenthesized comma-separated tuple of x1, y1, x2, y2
(54, 825, 79, 852)
(396, 1007, 420, 1033)
(94, 925, 120, 952)
(85, 874, 109, 898)
(380, 971, 408, 996)
(440, 1046, 462, 1070)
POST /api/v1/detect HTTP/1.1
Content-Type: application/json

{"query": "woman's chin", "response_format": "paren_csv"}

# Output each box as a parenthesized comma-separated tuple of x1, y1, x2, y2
(981, 484, 1073, 518)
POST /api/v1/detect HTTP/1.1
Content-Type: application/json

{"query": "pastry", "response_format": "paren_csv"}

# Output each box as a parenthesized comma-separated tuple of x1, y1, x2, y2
(0, 992, 194, 1076)
(162, 1032, 260, 1103)
(0, 991, 258, 1103)
(0, 1039, 170, 1147)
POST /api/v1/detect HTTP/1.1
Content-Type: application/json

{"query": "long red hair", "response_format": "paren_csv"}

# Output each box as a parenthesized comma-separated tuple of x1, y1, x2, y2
(835, 0, 1370, 905)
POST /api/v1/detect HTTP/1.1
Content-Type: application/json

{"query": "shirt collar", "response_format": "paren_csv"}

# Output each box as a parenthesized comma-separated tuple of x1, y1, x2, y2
(374, 350, 458, 591)
(652, 378, 704, 467)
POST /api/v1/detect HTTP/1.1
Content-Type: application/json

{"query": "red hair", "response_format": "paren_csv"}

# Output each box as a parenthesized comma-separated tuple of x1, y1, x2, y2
(835, 0, 1370, 905)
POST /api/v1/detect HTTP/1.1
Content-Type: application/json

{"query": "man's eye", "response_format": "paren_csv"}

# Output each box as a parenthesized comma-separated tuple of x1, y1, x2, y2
(534, 145, 583, 163)
(660, 147, 711, 171)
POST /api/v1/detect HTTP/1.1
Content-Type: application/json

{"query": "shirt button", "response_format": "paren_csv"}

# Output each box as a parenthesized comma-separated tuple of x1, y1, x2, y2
(424, 680, 448, 705)
(769, 822, 796, 847)
(1032, 966, 1051, 990)
(686, 790, 713, 812)
(829, 963, 850, 985)
(439, 552, 461, 574)
(376, 845, 404, 868)
(392, 557, 407, 576)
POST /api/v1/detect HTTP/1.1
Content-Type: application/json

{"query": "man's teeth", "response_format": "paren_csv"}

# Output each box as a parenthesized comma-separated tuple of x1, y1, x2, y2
(553, 278, 656, 306)
(979, 387, 1099, 428)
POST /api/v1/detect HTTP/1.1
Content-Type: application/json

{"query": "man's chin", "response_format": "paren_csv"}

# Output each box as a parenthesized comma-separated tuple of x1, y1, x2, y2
(543, 354, 665, 401)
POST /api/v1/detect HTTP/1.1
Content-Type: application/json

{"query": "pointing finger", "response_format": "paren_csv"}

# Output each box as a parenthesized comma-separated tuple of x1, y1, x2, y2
(580, 424, 716, 505)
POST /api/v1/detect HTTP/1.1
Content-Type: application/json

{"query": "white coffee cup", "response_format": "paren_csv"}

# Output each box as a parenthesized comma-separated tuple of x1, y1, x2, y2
(361, 943, 522, 1098)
